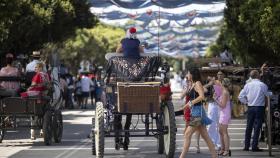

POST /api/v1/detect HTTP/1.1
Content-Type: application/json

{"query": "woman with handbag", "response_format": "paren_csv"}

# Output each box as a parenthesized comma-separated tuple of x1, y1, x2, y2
(179, 67, 217, 158)
(181, 74, 201, 153)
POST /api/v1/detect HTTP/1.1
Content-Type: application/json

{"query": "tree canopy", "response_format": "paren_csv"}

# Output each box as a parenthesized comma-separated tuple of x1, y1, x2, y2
(0, 0, 97, 56)
(209, 0, 280, 66)
(44, 23, 125, 74)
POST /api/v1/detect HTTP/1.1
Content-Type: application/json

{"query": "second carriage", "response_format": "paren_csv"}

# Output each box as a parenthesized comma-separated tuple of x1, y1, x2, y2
(0, 69, 63, 145)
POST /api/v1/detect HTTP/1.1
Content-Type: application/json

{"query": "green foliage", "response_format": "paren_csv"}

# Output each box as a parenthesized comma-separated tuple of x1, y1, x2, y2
(205, 43, 223, 57)
(217, 0, 280, 66)
(0, 0, 97, 56)
(44, 23, 125, 74)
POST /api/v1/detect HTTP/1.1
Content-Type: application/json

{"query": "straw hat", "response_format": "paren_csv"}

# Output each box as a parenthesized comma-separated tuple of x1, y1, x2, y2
(31, 51, 41, 57)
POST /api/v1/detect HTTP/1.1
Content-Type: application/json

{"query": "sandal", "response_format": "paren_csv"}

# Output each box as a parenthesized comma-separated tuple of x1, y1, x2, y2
(222, 150, 231, 157)
(218, 150, 224, 155)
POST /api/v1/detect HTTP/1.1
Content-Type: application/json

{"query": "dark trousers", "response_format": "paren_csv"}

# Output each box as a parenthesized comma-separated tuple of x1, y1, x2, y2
(114, 114, 132, 144)
(245, 106, 265, 149)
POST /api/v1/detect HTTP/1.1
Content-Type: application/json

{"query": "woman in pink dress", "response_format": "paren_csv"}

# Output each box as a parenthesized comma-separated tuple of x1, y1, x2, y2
(214, 78, 232, 156)
(0, 53, 20, 96)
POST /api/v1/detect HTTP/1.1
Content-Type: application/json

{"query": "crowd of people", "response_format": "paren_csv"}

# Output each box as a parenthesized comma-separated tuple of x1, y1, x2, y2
(176, 65, 270, 157)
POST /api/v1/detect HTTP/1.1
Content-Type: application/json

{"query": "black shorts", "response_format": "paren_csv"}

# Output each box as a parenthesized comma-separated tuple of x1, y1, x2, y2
(82, 92, 89, 97)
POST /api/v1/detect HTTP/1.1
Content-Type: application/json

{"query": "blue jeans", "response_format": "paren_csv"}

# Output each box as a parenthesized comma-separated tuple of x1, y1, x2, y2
(244, 106, 265, 149)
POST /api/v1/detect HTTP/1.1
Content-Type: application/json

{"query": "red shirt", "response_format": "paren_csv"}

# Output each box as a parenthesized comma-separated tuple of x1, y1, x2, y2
(160, 84, 171, 94)
(29, 72, 50, 91)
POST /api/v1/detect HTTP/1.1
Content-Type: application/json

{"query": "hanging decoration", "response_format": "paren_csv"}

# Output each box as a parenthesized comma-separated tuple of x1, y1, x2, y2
(90, 0, 225, 57)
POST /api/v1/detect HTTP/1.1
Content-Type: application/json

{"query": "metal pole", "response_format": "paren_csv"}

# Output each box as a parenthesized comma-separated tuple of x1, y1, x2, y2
(267, 95, 272, 156)
(157, 6, 160, 56)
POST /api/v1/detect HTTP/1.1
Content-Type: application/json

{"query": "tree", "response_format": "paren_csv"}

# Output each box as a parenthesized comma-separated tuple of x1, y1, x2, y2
(0, 0, 97, 56)
(44, 23, 125, 74)
(216, 0, 280, 66)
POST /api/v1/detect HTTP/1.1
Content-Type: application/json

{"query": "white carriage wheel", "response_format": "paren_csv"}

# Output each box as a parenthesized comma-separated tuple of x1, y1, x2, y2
(163, 101, 176, 158)
(95, 102, 105, 158)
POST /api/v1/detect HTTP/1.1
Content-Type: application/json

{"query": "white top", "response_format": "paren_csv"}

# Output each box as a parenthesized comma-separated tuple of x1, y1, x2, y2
(238, 79, 268, 106)
(26, 60, 47, 72)
(81, 76, 94, 92)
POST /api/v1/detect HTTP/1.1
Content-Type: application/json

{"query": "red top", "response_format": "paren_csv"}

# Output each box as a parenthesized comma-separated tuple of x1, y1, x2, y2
(160, 84, 171, 94)
(29, 72, 50, 92)
(184, 95, 191, 122)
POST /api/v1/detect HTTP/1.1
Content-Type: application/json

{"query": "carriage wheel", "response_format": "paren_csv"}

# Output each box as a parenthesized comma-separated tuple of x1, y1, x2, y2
(94, 102, 104, 157)
(92, 117, 96, 155)
(43, 110, 53, 145)
(157, 132, 164, 154)
(162, 101, 176, 158)
(0, 117, 4, 143)
(156, 114, 164, 154)
(52, 110, 63, 143)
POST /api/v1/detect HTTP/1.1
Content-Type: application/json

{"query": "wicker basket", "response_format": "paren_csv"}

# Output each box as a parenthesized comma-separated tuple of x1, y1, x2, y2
(117, 82, 160, 113)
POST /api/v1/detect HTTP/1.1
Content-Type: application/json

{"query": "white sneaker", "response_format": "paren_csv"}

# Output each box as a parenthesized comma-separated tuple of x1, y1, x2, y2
(31, 129, 36, 140)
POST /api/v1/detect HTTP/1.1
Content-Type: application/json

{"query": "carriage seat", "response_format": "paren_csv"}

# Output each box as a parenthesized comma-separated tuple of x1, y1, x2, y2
(0, 76, 22, 98)
(25, 71, 37, 87)
(105, 53, 160, 81)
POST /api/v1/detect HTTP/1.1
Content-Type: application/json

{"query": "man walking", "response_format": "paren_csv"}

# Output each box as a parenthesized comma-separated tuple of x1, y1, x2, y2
(238, 70, 269, 151)
(81, 74, 94, 109)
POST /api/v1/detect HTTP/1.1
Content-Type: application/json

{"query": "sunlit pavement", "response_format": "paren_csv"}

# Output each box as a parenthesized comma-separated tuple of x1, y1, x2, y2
(0, 97, 279, 158)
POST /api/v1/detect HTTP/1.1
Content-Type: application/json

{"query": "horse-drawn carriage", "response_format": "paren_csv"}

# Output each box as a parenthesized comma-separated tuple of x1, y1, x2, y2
(0, 63, 63, 145)
(91, 53, 176, 158)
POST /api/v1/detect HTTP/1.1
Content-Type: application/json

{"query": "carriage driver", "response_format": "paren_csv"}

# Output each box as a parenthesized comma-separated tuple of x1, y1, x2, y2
(26, 51, 47, 72)
(114, 27, 144, 150)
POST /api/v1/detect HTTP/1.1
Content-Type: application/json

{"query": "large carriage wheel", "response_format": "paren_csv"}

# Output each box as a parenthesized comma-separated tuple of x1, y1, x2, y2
(93, 102, 105, 157)
(0, 117, 4, 143)
(156, 114, 164, 154)
(92, 117, 96, 155)
(52, 110, 63, 143)
(162, 101, 176, 158)
(43, 110, 53, 145)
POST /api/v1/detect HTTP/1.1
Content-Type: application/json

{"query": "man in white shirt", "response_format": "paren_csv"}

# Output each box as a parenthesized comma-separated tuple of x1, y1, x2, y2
(26, 51, 47, 72)
(238, 70, 269, 152)
(80, 74, 94, 109)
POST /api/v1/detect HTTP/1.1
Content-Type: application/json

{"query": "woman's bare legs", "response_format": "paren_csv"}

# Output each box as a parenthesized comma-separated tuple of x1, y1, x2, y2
(219, 124, 225, 153)
(198, 125, 218, 158)
(195, 131, 201, 153)
(179, 126, 197, 158)
(219, 124, 230, 154)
